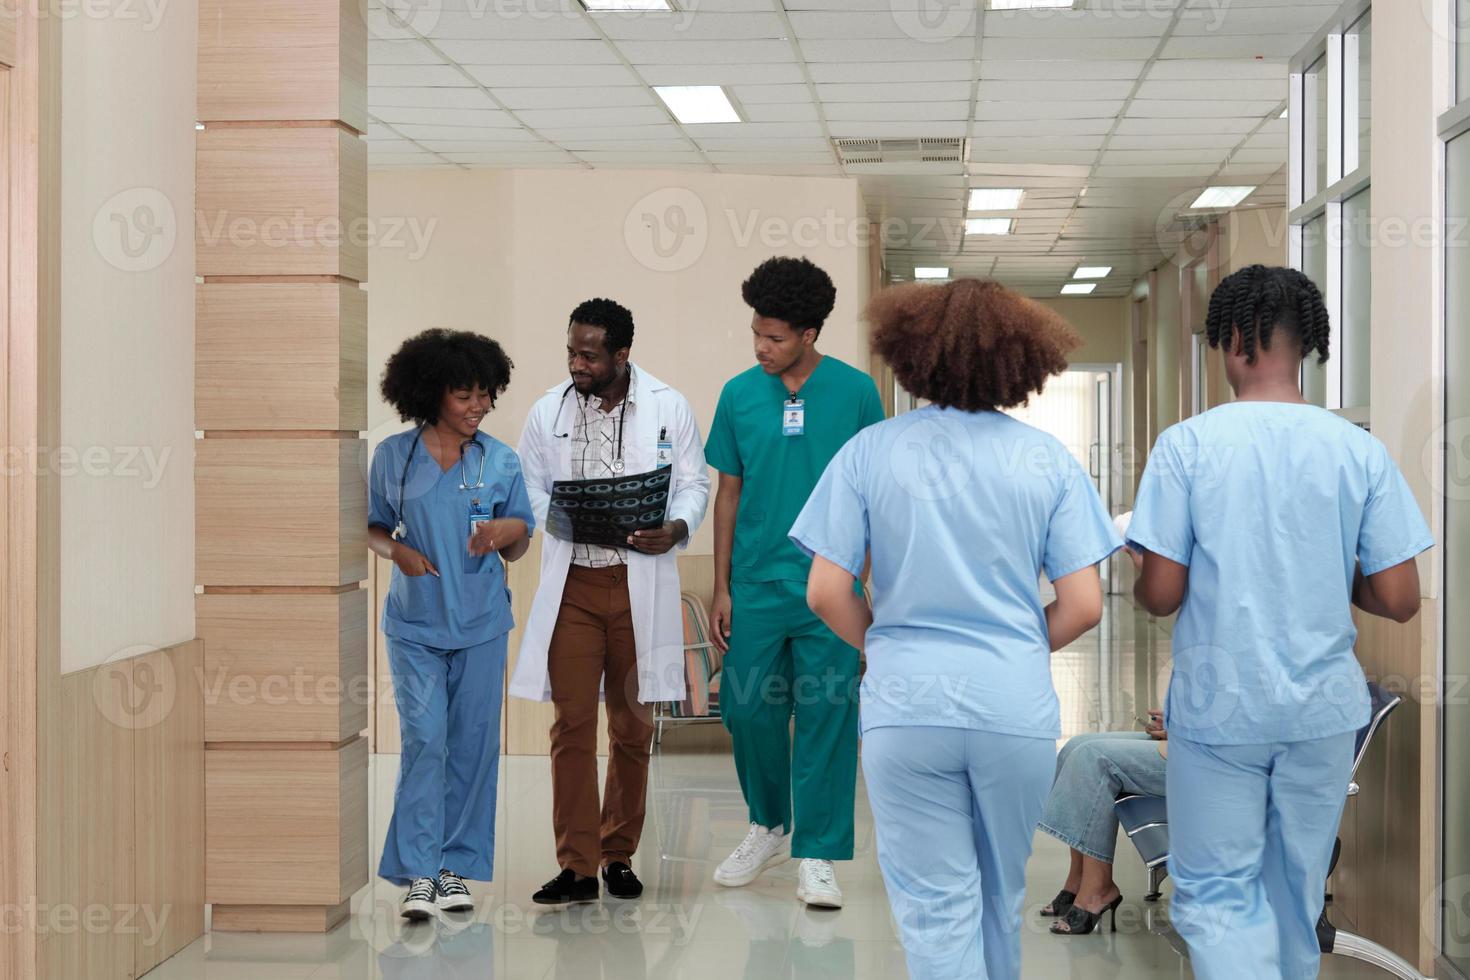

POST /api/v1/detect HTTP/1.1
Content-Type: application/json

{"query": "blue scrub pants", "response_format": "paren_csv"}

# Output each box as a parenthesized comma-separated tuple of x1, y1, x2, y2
(1167, 732, 1355, 980)
(862, 726, 1054, 980)
(378, 633, 507, 886)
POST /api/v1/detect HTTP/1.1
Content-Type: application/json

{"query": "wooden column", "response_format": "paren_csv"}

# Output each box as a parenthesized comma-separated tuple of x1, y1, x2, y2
(196, 0, 368, 933)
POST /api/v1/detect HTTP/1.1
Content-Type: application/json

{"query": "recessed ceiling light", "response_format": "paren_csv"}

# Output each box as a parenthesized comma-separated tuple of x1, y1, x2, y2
(1061, 283, 1097, 295)
(965, 218, 1013, 235)
(1074, 265, 1112, 279)
(988, 0, 1075, 8)
(1190, 185, 1257, 209)
(915, 267, 950, 279)
(968, 187, 1025, 211)
(582, 0, 672, 9)
(654, 85, 741, 124)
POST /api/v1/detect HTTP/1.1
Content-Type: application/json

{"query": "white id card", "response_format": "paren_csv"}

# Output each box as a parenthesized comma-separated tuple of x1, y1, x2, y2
(469, 509, 492, 539)
(656, 425, 674, 467)
(782, 399, 805, 437)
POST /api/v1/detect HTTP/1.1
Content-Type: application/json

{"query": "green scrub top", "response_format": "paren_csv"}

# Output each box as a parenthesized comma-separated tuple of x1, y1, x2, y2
(705, 355, 885, 584)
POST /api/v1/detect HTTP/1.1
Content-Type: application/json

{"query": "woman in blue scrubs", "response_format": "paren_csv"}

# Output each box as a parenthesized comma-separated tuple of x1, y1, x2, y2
(368, 329, 535, 921)
(791, 279, 1121, 980)
(1129, 267, 1432, 979)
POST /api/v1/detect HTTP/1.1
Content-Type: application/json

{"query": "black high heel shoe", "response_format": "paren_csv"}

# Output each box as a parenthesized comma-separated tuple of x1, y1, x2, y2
(1050, 894, 1123, 936)
(1040, 889, 1076, 918)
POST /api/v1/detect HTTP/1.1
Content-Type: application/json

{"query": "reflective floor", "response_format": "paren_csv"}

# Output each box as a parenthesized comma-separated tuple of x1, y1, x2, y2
(143, 596, 1392, 979)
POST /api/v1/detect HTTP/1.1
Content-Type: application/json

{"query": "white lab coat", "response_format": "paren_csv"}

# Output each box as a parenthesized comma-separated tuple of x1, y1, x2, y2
(509, 364, 710, 703)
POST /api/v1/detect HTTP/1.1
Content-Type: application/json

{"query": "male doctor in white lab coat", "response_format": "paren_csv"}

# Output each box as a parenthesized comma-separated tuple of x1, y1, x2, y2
(513, 297, 710, 906)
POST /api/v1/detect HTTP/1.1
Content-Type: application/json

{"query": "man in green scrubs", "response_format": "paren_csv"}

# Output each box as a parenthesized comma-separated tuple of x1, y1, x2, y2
(705, 256, 885, 909)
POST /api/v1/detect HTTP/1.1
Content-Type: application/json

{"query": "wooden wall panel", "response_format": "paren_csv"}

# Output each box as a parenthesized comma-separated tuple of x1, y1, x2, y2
(195, 127, 367, 281)
(134, 642, 206, 977)
(206, 737, 368, 909)
(0, 0, 15, 69)
(198, 0, 368, 132)
(197, 282, 367, 431)
(198, 590, 369, 743)
(196, 437, 367, 587)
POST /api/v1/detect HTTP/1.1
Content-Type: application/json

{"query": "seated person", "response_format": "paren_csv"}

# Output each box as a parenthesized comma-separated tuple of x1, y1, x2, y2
(1037, 710, 1167, 935)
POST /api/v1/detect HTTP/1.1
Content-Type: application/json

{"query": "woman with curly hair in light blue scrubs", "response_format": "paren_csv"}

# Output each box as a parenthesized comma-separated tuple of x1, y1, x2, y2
(790, 278, 1122, 980)
(368, 329, 536, 922)
(1129, 266, 1432, 980)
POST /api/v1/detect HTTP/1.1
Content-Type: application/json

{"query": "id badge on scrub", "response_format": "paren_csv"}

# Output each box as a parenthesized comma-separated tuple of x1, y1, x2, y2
(468, 503, 491, 541)
(656, 428, 674, 468)
(782, 399, 805, 437)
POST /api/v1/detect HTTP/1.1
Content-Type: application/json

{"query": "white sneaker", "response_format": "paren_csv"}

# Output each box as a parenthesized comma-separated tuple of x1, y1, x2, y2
(796, 859, 843, 909)
(713, 823, 790, 887)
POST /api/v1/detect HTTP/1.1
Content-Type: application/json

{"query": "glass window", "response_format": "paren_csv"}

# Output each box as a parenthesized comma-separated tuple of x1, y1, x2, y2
(1444, 128, 1470, 980)
(1459, 0, 1470, 105)
(1350, 13, 1370, 171)
(1307, 55, 1330, 197)
(1341, 189, 1371, 409)
(1301, 215, 1329, 407)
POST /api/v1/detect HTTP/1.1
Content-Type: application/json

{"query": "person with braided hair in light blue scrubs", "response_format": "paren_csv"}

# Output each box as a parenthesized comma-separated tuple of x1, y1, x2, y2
(792, 278, 1121, 980)
(1129, 266, 1433, 980)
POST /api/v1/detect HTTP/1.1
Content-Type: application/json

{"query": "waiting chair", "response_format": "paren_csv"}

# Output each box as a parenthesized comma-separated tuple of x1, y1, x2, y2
(1113, 681, 1423, 979)
(652, 592, 724, 748)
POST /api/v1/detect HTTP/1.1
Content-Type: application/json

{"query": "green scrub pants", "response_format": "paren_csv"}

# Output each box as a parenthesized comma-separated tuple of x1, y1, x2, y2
(721, 579, 860, 860)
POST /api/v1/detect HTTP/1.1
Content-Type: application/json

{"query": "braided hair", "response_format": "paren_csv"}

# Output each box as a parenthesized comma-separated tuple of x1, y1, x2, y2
(1204, 265, 1330, 365)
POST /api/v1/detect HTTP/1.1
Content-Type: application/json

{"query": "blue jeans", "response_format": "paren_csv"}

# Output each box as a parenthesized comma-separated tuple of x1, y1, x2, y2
(1038, 731, 1168, 863)
(863, 726, 1054, 980)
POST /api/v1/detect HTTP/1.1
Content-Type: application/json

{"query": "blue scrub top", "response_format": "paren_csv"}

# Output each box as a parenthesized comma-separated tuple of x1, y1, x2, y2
(1128, 402, 1433, 746)
(789, 406, 1122, 739)
(368, 428, 536, 650)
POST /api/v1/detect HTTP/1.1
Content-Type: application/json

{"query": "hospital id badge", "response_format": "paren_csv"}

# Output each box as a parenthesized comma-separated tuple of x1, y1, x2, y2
(656, 440, 674, 467)
(782, 399, 805, 437)
(468, 504, 491, 540)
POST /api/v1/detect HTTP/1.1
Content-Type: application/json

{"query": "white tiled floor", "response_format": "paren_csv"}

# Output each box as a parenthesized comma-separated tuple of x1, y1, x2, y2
(142, 598, 1393, 979)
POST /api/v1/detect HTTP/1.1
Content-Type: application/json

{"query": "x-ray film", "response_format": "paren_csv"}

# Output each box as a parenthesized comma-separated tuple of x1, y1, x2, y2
(546, 465, 672, 548)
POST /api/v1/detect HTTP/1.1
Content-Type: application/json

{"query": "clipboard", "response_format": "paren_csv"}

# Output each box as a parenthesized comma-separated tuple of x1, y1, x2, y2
(546, 465, 672, 547)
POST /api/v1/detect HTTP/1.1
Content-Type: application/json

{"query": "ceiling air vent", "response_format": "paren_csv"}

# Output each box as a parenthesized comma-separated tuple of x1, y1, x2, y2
(833, 137, 966, 165)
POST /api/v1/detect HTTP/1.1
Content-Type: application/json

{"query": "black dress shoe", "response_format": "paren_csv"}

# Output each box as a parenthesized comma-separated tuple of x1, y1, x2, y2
(602, 862, 643, 899)
(532, 868, 598, 905)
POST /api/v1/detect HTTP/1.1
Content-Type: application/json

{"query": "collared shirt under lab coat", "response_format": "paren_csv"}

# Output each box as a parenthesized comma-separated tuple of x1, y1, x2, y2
(510, 364, 711, 704)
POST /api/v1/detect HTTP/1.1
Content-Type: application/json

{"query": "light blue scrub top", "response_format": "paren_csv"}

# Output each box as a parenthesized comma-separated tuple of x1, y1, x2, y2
(1127, 402, 1433, 746)
(368, 428, 536, 649)
(789, 406, 1122, 738)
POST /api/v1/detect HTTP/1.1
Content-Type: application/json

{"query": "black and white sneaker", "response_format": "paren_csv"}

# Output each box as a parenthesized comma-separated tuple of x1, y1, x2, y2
(401, 877, 438, 921)
(436, 869, 474, 912)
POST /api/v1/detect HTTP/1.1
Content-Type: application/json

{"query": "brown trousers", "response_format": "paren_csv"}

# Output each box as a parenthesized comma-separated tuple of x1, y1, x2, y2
(547, 564, 654, 877)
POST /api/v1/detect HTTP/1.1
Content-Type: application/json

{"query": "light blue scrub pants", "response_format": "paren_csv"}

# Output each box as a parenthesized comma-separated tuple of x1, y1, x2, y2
(1167, 732, 1355, 980)
(862, 726, 1054, 980)
(378, 633, 507, 886)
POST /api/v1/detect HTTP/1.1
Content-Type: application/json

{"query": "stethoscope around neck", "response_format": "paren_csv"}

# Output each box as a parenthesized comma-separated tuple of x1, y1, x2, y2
(551, 380, 630, 474)
(392, 426, 486, 539)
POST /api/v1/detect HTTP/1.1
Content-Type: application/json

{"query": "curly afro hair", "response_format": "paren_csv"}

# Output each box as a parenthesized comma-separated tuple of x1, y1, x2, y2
(741, 256, 837, 334)
(380, 328, 515, 425)
(1205, 265, 1330, 365)
(867, 279, 1080, 412)
(569, 297, 635, 353)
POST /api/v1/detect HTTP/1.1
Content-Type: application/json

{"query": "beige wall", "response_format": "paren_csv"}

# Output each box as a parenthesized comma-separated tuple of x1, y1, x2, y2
(368, 167, 873, 556)
(1035, 296, 1129, 366)
(58, 3, 196, 674)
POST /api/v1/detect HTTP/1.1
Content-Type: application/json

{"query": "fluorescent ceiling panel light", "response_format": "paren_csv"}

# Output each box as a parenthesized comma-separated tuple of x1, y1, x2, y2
(968, 187, 1025, 211)
(1190, 185, 1257, 209)
(988, 0, 1075, 8)
(654, 86, 741, 124)
(1073, 265, 1112, 279)
(583, 0, 672, 9)
(1061, 283, 1097, 295)
(965, 218, 1013, 235)
(915, 267, 950, 279)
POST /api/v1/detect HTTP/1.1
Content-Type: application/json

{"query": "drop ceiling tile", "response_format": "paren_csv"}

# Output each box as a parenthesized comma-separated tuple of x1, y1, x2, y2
(743, 103, 822, 122)
(807, 61, 976, 83)
(369, 87, 498, 109)
(1175, 5, 1333, 34)
(980, 37, 1161, 60)
(730, 84, 818, 104)
(494, 88, 657, 110)
(974, 101, 1125, 120)
(975, 119, 1114, 137)
(680, 121, 827, 138)
(788, 11, 950, 38)
(799, 38, 976, 62)
(432, 39, 622, 65)
(371, 106, 521, 127)
(1127, 99, 1280, 118)
(514, 106, 672, 128)
(422, 9, 600, 40)
(615, 40, 796, 64)
(391, 123, 541, 140)
(1159, 35, 1306, 59)
(823, 101, 970, 121)
(826, 120, 968, 138)
(369, 40, 443, 65)
(369, 65, 474, 87)
(1146, 58, 1288, 81)
(636, 63, 808, 85)
(975, 80, 1136, 101)
(969, 149, 1096, 166)
(1134, 78, 1284, 101)
(817, 81, 973, 102)
(536, 123, 687, 140)
(980, 60, 1146, 81)
(695, 137, 833, 151)
(1114, 116, 1258, 135)
(463, 64, 641, 86)
(597, 12, 788, 40)
(981, 9, 1173, 38)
